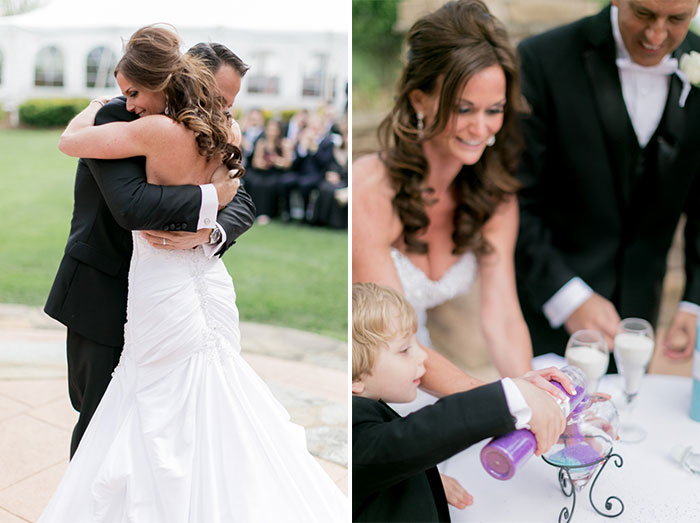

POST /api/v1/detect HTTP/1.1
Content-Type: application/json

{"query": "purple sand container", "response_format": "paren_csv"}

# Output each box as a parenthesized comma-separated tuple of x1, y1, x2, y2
(480, 366, 588, 480)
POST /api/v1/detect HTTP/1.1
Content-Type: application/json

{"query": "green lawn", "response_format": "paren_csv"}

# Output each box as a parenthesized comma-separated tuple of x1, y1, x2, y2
(0, 128, 347, 340)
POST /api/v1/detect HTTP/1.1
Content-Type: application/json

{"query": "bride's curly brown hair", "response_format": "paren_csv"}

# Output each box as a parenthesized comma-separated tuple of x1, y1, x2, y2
(378, 0, 525, 256)
(115, 25, 244, 176)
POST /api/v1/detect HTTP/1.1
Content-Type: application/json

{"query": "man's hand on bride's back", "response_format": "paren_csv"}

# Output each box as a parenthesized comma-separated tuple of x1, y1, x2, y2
(141, 230, 211, 250)
(211, 164, 241, 209)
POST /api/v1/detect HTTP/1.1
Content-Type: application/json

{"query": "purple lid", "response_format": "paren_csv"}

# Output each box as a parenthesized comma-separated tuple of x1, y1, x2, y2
(480, 429, 537, 480)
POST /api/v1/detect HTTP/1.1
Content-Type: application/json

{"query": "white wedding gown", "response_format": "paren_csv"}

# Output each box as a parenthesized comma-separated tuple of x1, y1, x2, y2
(39, 233, 347, 522)
(389, 247, 478, 415)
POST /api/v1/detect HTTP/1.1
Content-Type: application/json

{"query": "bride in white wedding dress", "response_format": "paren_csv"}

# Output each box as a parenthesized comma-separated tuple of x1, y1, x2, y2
(39, 26, 346, 522)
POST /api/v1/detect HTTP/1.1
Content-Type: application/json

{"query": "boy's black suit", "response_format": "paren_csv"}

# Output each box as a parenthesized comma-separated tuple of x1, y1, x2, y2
(352, 382, 515, 522)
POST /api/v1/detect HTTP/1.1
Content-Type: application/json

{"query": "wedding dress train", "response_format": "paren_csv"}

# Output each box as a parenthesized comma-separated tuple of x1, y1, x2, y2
(39, 233, 346, 522)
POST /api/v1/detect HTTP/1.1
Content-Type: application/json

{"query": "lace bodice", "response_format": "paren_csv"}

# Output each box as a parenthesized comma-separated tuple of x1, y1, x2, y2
(391, 247, 477, 347)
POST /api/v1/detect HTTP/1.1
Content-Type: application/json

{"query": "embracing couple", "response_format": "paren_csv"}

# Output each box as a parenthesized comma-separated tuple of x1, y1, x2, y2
(41, 25, 346, 522)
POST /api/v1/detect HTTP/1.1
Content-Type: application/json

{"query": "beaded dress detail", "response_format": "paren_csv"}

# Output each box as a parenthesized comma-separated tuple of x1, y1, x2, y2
(390, 247, 477, 347)
(39, 232, 346, 522)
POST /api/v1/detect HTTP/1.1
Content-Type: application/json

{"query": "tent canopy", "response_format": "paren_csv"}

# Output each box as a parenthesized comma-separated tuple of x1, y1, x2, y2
(0, 0, 347, 33)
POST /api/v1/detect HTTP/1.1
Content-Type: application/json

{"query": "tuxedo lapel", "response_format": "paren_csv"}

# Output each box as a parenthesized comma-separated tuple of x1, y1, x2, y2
(656, 74, 685, 176)
(656, 42, 694, 173)
(581, 9, 636, 208)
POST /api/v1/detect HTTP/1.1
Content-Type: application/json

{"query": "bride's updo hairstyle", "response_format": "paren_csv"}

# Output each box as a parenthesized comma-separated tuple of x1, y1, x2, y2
(378, 0, 524, 255)
(115, 25, 244, 176)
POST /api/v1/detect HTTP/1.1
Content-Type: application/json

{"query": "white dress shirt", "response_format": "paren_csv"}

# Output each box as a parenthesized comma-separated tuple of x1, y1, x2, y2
(198, 184, 226, 257)
(501, 377, 532, 429)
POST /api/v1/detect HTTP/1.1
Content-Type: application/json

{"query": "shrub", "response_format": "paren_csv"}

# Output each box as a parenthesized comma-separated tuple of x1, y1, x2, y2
(18, 98, 91, 127)
(261, 109, 273, 122)
(280, 109, 298, 123)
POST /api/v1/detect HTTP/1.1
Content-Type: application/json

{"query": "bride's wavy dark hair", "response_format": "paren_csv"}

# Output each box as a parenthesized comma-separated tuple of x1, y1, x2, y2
(115, 25, 244, 177)
(378, 0, 524, 255)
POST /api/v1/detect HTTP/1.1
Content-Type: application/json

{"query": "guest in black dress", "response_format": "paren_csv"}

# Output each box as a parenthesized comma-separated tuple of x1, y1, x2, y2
(311, 116, 347, 228)
(245, 119, 293, 223)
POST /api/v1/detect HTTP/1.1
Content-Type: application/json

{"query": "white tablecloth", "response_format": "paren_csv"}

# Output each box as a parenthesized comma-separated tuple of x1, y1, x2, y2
(434, 374, 700, 523)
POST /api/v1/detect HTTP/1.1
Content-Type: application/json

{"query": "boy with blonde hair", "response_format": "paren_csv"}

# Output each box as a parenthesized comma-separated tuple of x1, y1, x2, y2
(352, 283, 570, 522)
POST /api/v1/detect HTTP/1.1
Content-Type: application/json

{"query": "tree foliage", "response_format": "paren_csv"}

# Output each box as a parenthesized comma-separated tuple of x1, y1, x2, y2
(352, 0, 404, 109)
(352, 0, 402, 58)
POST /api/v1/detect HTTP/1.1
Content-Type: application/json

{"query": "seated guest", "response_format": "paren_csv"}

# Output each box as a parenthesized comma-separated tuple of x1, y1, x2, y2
(286, 108, 308, 144)
(246, 118, 293, 223)
(311, 115, 348, 228)
(279, 113, 334, 221)
(240, 108, 265, 167)
(352, 283, 569, 522)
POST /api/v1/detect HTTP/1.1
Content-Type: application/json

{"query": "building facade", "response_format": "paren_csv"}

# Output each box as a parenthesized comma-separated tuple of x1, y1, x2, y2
(0, 1, 348, 124)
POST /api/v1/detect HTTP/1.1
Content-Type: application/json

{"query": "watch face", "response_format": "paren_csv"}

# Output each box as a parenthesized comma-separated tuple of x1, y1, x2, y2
(210, 228, 221, 244)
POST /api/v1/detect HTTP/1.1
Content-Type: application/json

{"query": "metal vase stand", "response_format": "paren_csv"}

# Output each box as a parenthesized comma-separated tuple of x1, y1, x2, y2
(541, 448, 624, 523)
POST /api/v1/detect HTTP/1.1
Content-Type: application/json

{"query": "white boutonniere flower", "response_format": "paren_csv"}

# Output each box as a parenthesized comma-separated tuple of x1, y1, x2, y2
(680, 51, 700, 86)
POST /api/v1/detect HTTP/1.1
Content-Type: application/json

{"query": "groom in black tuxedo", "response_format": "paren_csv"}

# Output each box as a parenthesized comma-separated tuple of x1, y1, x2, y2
(515, 0, 700, 368)
(45, 43, 256, 457)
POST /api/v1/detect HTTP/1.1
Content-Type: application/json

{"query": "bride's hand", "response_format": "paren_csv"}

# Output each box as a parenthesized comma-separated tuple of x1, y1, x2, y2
(59, 97, 113, 150)
(519, 367, 575, 402)
(439, 474, 473, 510)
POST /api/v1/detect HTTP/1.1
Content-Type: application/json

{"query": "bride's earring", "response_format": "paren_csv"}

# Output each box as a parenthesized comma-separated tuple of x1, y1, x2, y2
(416, 111, 424, 138)
(486, 135, 496, 147)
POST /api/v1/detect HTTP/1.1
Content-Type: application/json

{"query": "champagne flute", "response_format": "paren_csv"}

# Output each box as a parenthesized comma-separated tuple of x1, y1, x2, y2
(613, 318, 654, 443)
(564, 330, 609, 393)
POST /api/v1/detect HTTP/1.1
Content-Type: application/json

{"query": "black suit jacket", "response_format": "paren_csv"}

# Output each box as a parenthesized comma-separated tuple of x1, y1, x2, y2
(515, 5, 700, 356)
(45, 97, 256, 347)
(352, 382, 515, 522)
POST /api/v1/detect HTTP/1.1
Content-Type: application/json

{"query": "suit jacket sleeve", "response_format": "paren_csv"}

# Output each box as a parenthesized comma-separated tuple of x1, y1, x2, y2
(683, 166, 700, 304)
(84, 98, 254, 248)
(352, 382, 515, 499)
(515, 40, 581, 308)
(215, 185, 255, 256)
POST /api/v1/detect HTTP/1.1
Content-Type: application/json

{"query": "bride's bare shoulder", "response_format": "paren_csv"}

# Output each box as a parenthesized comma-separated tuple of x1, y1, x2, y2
(352, 153, 400, 238)
(353, 153, 394, 200)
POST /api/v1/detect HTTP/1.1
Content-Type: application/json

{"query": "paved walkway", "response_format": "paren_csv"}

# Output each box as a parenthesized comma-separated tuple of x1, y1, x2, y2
(0, 304, 348, 522)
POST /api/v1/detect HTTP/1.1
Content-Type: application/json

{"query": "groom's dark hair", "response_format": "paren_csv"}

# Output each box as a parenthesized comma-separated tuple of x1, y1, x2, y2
(187, 42, 250, 77)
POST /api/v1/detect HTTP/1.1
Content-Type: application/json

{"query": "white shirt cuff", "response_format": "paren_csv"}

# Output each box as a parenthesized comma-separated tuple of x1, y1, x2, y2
(501, 378, 532, 430)
(543, 277, 594, 328)
(679, 301, 700, 317)
(201, 223, 227, 258)
(197, 184, 218, 231)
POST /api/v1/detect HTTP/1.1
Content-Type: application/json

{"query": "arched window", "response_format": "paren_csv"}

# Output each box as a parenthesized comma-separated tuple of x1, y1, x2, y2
(86, 46, 117, 88)
(247, 51, 280, 95)
(302, 53, 328, 98)
(35, 46, 64, 87)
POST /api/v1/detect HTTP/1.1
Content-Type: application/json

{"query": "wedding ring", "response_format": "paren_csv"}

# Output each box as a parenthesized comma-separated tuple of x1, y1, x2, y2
(162, 238, 167, 246)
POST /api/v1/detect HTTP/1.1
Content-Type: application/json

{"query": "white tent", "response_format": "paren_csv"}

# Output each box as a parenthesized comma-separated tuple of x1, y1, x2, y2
(0, 0, 348, 122)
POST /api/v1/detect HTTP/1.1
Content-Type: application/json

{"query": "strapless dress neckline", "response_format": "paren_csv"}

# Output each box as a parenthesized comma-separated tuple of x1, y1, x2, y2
(390, 247, 477, 347)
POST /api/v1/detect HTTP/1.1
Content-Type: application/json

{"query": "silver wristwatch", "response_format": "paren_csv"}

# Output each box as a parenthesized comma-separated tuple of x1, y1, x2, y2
(209, 226, 222, 245)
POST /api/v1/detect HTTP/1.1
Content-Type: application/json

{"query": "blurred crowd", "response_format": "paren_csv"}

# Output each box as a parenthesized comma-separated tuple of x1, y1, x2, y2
(237, 104, 348, 229)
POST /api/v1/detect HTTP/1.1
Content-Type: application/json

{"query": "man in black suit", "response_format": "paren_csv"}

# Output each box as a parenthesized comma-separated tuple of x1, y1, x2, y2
(45, 44, 256, 457)
(515, 0, 700, 367)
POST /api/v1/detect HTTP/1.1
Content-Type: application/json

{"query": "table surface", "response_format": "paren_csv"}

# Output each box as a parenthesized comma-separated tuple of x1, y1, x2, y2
(432, 374, 700, 523)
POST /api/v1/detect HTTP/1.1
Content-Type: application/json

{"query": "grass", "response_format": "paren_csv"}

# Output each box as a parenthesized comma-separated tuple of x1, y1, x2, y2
(0, 128, 347, 340)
